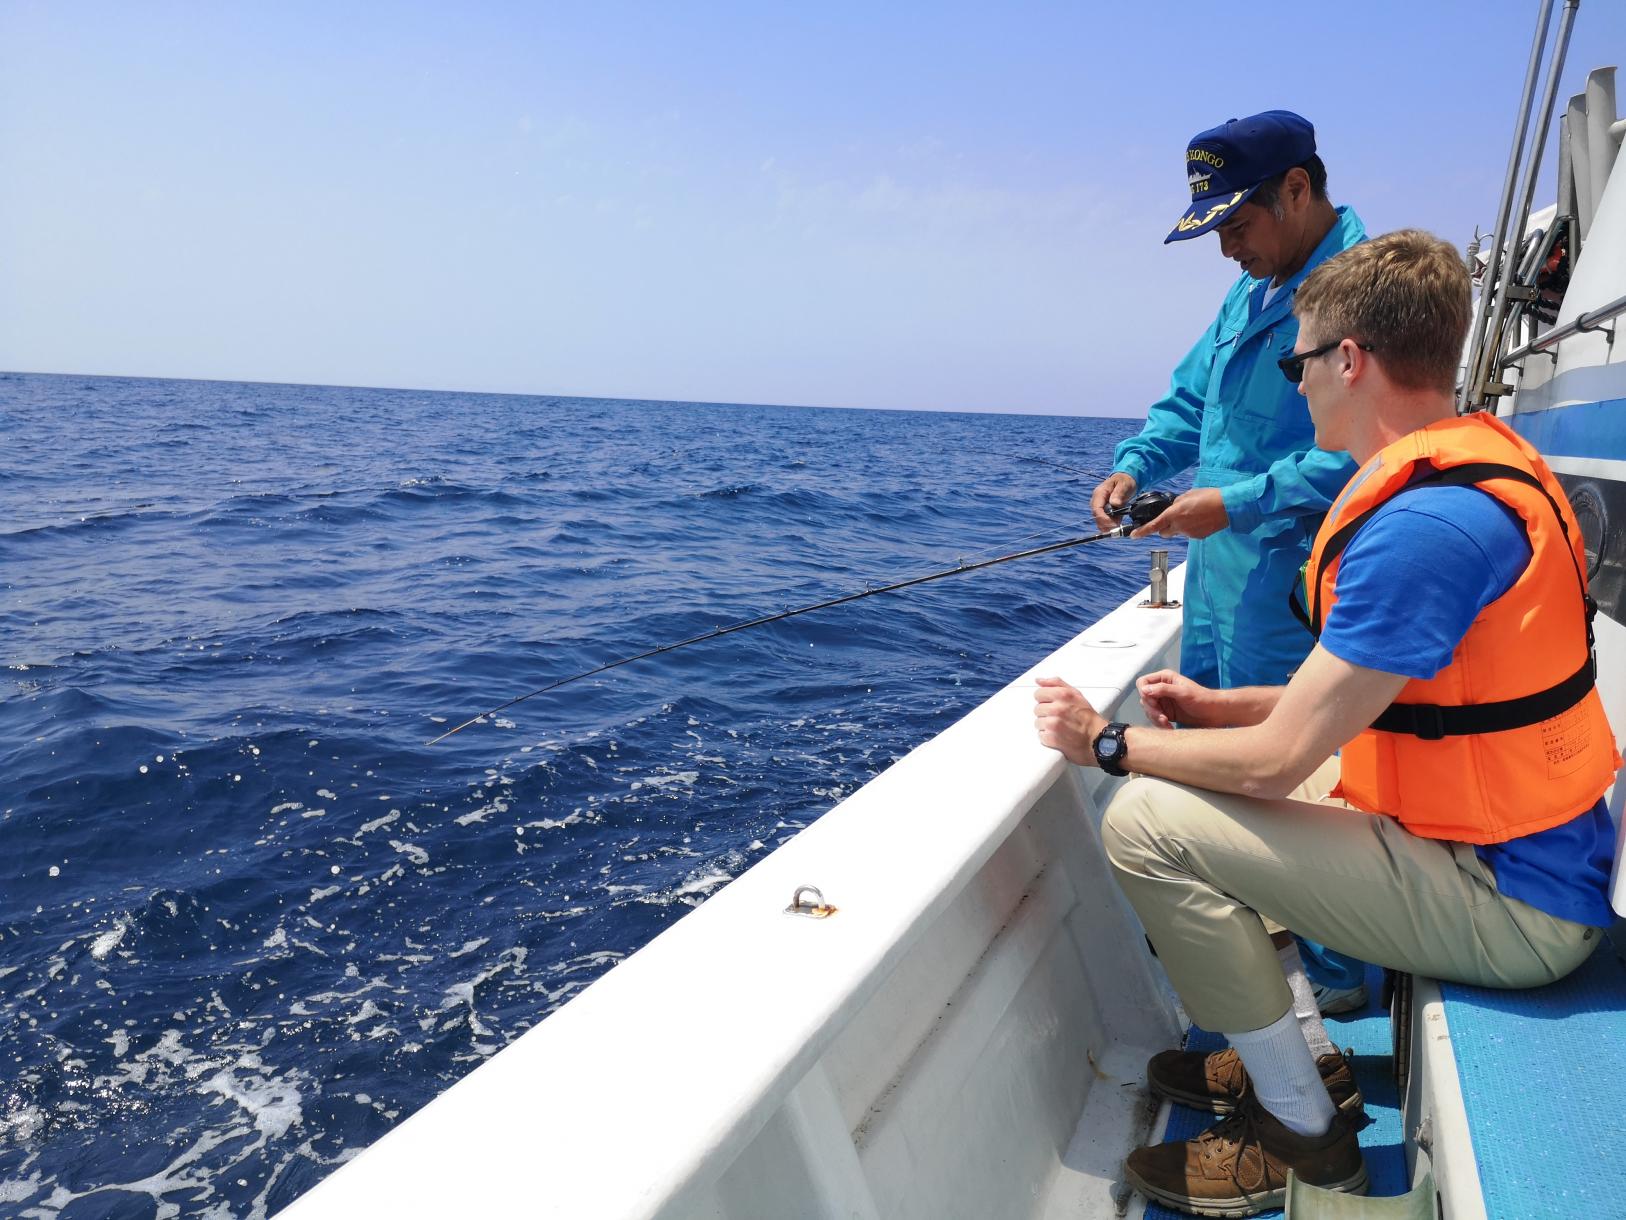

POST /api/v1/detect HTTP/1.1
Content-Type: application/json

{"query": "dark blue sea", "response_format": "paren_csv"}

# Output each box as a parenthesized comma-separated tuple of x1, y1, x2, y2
(0, 372, 1184, 1218)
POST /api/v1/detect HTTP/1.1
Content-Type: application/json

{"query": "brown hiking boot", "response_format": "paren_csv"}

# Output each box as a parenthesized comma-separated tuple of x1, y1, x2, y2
(1123, 1101, 1368, 1217)
(1146, 1046, 1363, 1115)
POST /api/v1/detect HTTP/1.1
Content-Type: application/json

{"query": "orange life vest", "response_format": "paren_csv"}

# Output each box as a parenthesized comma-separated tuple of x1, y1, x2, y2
(1298, 413, 1619, 845)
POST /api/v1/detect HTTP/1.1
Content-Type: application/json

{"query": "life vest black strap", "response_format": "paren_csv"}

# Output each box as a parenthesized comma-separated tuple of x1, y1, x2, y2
(1288, 580, 1314, 634)
(1370, 657, 1596, 740)
(1308, 501, 1385, 636)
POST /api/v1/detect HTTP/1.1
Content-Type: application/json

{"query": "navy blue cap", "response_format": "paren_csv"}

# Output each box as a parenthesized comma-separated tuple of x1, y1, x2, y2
(1165, 110, 1317, 244)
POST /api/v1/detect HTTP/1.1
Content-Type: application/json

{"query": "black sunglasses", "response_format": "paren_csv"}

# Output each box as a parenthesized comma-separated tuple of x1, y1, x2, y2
(1278, 338, 1375, 384)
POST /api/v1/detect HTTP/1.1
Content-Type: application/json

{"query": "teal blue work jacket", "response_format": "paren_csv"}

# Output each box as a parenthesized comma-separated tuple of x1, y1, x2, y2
(1112, 206, 1366, 688)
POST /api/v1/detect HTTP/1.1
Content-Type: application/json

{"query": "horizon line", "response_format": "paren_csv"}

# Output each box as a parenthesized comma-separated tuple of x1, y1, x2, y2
(1, 368, 1149, 422)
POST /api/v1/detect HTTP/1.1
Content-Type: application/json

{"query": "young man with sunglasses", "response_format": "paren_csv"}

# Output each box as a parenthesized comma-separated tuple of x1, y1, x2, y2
(1044, 230, 1618, 1216)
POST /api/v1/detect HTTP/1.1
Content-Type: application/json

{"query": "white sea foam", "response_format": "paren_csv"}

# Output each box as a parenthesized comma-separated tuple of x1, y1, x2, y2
(629, 770, 699, 792)
(347, 999, 386, 1025)
(390, 840, 429, 866)
(270, 801, 302, 815)
(525, 812, 582, 831)
(0, 1172, 42, 1203)
(202, 1067, 302, 1138)
(379, 952, 433, 966)
(357, 809, 399, 834)
(0, 1103, 46, 1142)
(89, 918, 129, 961)
(454, 801, 504, 826)
(439, 946, 528, 1039)
(670, 869, 732, 900)
(553, 950, 623, 975)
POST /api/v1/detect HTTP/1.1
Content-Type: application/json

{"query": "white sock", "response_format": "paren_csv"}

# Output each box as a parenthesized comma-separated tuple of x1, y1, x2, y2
(1227, 1007, 1336, 1137)
(1277, 940, 1337, 1058)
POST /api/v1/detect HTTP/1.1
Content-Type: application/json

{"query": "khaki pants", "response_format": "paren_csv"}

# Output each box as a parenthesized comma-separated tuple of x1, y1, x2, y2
(1100, 758, 1600, 1033)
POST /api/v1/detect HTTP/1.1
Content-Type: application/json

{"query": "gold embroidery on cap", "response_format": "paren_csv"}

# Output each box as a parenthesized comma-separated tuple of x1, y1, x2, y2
(1176, 191, 1245, 231)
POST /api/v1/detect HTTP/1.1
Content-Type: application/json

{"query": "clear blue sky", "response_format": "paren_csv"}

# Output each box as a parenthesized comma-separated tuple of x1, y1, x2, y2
(3, 1, 1622, 415)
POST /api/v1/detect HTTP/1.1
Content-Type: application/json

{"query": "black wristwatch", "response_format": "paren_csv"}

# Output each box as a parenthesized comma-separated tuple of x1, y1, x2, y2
(1092, 722, 1131, 776)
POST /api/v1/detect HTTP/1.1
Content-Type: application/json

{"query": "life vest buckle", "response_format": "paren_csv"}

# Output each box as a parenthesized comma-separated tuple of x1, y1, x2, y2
(1413, 705, 1447, 741)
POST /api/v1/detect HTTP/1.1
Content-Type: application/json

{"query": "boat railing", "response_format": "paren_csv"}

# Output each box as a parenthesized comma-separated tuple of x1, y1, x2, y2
(1455, 5, 1626, 410)
(1461, 0, 1565, 410)
(1500, 287, 1626, 368)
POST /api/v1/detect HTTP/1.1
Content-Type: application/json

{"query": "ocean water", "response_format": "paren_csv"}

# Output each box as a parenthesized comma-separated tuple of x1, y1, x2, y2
(0, 372, 1185, 1218)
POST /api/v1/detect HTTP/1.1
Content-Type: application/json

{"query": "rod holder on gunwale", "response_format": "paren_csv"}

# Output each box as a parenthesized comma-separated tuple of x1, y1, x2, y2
(1141, 549, 1179, 610)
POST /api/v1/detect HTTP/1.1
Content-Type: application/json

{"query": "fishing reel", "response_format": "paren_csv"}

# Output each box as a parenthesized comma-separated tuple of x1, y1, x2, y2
(1111, 489, 1176, 532)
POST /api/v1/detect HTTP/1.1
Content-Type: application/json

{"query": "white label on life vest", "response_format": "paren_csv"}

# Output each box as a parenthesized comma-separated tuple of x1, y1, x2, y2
(1540, 705, 1591, 778)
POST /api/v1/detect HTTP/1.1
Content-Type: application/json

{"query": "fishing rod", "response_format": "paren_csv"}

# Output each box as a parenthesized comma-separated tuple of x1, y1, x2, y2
(426, 490, 1176, 746)
(974, 450, 1102, 481)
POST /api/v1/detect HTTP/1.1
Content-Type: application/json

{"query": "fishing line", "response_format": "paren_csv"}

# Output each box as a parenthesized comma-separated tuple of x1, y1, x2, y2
(427, 490, 1175, 745)
(729, 444, 1140, 610)
(970, 450, 1105, 482)
(672, 446, 1119, 609)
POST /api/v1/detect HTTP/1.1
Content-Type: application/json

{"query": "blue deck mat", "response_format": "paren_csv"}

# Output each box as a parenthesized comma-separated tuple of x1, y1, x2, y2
(1144, 963, 1408, 1220)
(1438, 920, 1626, 1219)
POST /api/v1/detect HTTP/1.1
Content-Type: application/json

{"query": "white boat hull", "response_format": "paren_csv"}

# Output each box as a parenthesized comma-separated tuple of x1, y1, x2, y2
(283, 575, 1190, 1219)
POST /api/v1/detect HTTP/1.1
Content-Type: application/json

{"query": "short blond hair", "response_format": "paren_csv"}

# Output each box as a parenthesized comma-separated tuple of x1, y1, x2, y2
(1294, 229, 1469, 394)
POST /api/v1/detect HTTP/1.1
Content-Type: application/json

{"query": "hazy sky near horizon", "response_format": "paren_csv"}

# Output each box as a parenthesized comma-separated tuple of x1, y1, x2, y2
(3, 1, 1623, 415)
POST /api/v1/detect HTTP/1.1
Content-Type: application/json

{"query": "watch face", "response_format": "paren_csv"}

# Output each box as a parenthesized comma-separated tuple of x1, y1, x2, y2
(1098, 735, 1121, 758)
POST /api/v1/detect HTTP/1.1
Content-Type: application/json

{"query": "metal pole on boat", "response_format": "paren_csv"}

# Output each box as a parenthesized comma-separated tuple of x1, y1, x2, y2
(1472, 0, 1580, 408)
(1568, 91, 1595, 240)
(426, 492, 1176, 744)
(1462, 0, 1556, 410)
(1582, 68, 1618, 241)
(1557, 103, 1578, 237)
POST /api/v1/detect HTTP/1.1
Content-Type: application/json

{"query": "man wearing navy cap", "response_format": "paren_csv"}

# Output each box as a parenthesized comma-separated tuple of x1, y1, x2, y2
(1090, 110, 1362, 695)
(1089, 112, 1371, 1019)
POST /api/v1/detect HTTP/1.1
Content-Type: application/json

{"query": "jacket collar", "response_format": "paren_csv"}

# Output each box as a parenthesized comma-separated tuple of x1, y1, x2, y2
(1244, 206, 1366, 335)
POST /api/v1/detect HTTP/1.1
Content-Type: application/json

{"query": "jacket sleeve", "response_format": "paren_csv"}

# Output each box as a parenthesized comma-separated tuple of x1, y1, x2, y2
(1218, 445, 1357, 533)
(1110, 317, 1220, 490)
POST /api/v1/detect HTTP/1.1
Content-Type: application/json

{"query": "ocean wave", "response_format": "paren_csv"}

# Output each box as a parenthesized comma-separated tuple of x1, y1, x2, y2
(0, 503, 174, 543)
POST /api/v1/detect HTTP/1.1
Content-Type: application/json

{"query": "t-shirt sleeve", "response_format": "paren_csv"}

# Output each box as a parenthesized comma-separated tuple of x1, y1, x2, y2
(1319, 486, 1533, 680)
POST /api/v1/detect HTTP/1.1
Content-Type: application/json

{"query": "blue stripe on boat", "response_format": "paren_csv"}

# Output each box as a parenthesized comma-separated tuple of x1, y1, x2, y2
(1507, 399, 1626, 461)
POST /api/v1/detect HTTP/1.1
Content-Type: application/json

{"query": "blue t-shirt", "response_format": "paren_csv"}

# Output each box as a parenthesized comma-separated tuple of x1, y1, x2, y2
(1319, 481, 1616, 928)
